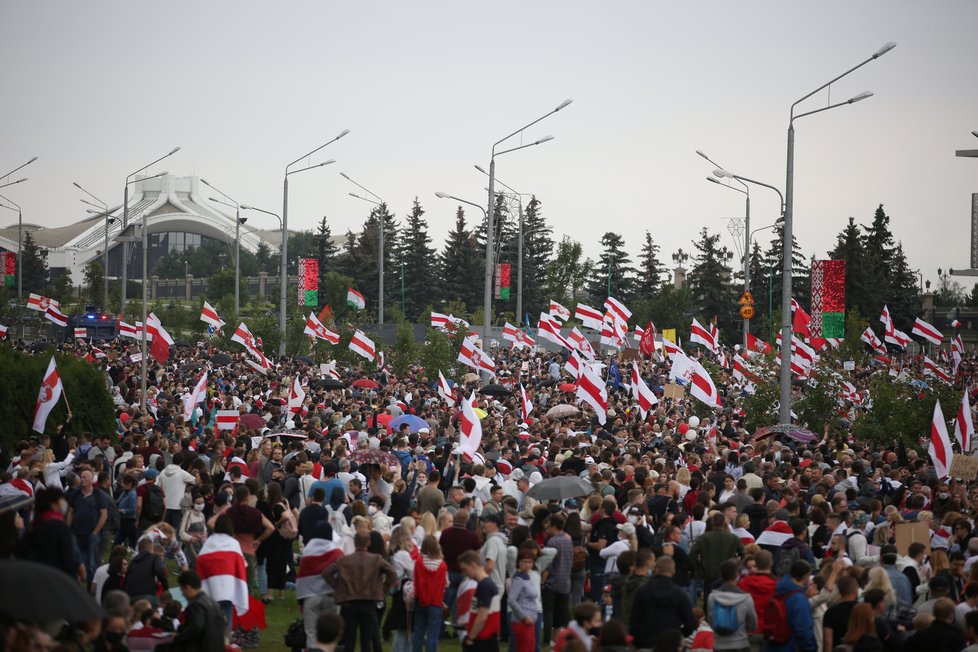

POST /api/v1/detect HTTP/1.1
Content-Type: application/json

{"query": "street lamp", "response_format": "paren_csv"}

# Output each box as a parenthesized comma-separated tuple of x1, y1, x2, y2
(280, 131, 347, 358)
(75, 182, 113, 306)
(341, 172, 388, 324)
(435, 190, 491, 320)
(481, 100, 571, 342)
(122, 147, 180, 315)
(202, 179, 247, 315)
(0, 178, 27, 190)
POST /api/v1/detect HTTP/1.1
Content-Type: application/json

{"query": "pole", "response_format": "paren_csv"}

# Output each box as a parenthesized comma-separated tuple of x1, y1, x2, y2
(778, 124, 795, 425)
(607, 254, 611, 296)
(16, 210, 21, 299)
(768, 264, 774, 339)
(516, 200, 524, 326)
(234, 205, 241, 315)
(484, 158, 495, 347)
(400, 261, 405, 313)
(280, 176, 289, 359)
(104, 216, 109, 307)
(121, 185, 129, 314)
(139, 202, 149, 412)
(379, 207, 385, 325)
(743, 194, 751, 349)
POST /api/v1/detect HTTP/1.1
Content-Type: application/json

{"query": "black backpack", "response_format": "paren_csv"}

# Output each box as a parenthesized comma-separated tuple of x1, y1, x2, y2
(140, 484, 164, 528)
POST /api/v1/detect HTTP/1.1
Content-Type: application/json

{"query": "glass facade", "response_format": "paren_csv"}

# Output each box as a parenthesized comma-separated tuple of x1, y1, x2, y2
(106, 231, 226, 279)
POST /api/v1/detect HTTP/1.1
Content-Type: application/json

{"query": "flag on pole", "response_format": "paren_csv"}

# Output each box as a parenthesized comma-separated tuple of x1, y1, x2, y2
(631, 362, 658, 418)
(431, 312, 450, 331)
(689, 318, 717, 353)
(348, 330, 376, 361)
(304, 312, 340, 344)
(860, 327, 886, 353)
(929, 400, 954, 479)
(603, 296, 631, 325)
(520, 384, 533, 421)
(791, 299, 811, 336)
(537, 313, 571, 349)
(689, 359, 721, 408)
(639, 321, 657, 359)
(73, 327, 87, 339)
(288, 377, 306, 415)
(912, 317, 944, 346)
(567, 328, 596, 359)
(32, 356, 64, 433)
(145, 313, 174, 364)
(346, 288, 366, 310)
(458, 336, 495, 376)
(564, 349, 583, 379)
(458, 391, 483, 460)
(924, 356, 952, 384)
(118, 321, 138, 339)
(955, 391, 974, 453)
(231, 322, 271, 368)
(548, 300, 570, 321)
(746, 333, 772, 355)
(438, 371, 455, 406)
(502, 323, 534, 350)
(27, 293, 58, 312)
(0, 324, 8, 340)
(576, 363, 608, 424)
(574, 303, 604, 331)
(44, 305, 68, 327)
(216, 410, 240, 431)
(183, 371, 208, 421)
(200, 301, 225, 330)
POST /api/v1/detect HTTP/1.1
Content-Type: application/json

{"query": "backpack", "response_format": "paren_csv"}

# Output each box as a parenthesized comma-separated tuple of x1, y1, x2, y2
(775, 543, 802, 577)
(325, 504, 348, 538)
(277, 502, 299, 540)
(139, 484, 164, 528)
(762, 588, 804, 644)
(711, 599, 739, 636)
(572, 545, 587, 572)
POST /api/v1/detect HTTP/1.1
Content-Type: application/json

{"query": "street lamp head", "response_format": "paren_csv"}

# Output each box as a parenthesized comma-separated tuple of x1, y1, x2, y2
(534, 135, 555, 145)
(72, 182, 82, 189)
(434, 192, 450, 199)
(706, 176, 722, 185)
(555, 99, 573, 111)
(240, 204, 253, 210)
(321, 159, 336, 167)
(336, 129, 350, 140)
(169, 147, 181, 155)
(86, 209, 100, 215)
(200, 178, 211, 186)
(474, 165, 487, 174)
(28, 156, 38, 164)
(340, 172, 351, 180)
(848, 91, 874, 103)
(873, 41, 897, 58)
(712, 168, 734, 179)
(972, 130, 978, 139)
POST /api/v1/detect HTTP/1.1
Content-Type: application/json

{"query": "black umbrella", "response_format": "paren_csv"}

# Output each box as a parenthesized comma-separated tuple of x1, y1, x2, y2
(211, 353, 233, 366)
(479, 383, 512, 397)
(296, 355, 314, 365)
(315, 378, 345, 389)
(179, 363, 202, 373)
(525, 476, 595, 501)
(172, 340, 191, 348)
(0, 559, 102, 622)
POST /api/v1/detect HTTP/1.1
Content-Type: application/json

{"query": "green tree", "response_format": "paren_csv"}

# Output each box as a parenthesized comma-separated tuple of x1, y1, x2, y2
(588, 232, 635, 302)
(207, 268, 246, 303)
(255, 241, 278, 275)
(635, 230, 664, 301)
(438, 207, 482, 311)
(20, 231, 48, 293)
(400, 198, 436, 321)
(828, 217, 875, 318)
(546, 237, 592, 305)
(762, 218, 808, 310)
(83, 259, 105, 307)
(852, 378, 959, 451)
(519, 197, 555, 319)
(316, 216, 339, 277)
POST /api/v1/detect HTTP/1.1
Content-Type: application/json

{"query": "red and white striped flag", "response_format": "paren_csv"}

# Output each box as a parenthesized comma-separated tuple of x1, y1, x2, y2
(183, 371, 208, 421)
(44, 305, 68, 328)
(576, 363, 608, 424)
(860, 327, 885, 353)
(689, 318, 717, 353)
(912, 317, 944, 346)
(520, 383, 533, 421)
(955, 391, 974, 453)
(200, 301, 225, 329)
(458, 336, 495, 376)
(431, 312, 450, 331)
(502, 323, 534, 350)
(33, 356, 64, 433)
(567, 327, 595, 359)
(27, 293, 58, 312)
(631, 362, 658, 418)
(304, 312, 339, 344)
(216, 410, 240, 431)
(145, 312, 175, 364)
(953, 335, 965, 374)
(929, 400, 954, 479)
(732, 354, 763, 385)
(538, 313, 571, 350)
(604, 296, 631, 325)
(564, 349, 583, 379)
(438, 370, 455, 406)
(296, 538, 344, 599)
(196, 533, 250, 616)
(231, 322, 271, 368)
(118, 320, 138, 339)
(924, 356, 952, 384)
(0, 324, 7, 340)
(288, 376, 306, 415)
(348, 329, 376, 362)
(575, 303, 604, 331)
(458, 391, 483, 460)
(73, 327, 87, 339)
(548, 300, 570, 321)
(690, 360, 720, 408)
(746, 333, 772, 355)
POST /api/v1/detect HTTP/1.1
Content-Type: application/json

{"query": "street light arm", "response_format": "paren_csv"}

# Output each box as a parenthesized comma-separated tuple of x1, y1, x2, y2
(434, 192, 488, 218)
(127, 148, 179, 183)
(697, 150, 748, 193)
(240, 204, 283, 227)
(492, 100, 572, 154)
(793, 94, 873, 121)
(0, 156, 38, 183)
(340, 172, 384, 203)
(287, 159, 337, 177)
(705, 176, 747, 196)
(0, 178, 27, 189)
(285, 132, 349, 172)
(495, 137, 555, 159)
(714, 169, 785, 213)
(349, 192, 381, 206)
(200, 178, 238, 207)
(0, 193, 21, 212)
(74, 182, 108, 210)
(749, 223, 777, 243)
(474, 165, 525, 196)
(789, 42, 894, 122)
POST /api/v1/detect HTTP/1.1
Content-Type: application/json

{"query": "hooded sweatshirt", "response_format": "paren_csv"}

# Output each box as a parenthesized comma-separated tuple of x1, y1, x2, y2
(765, 574, 816, 652)
(159, 464, 195, 511)
(738, 571, 777, 633)
(707, 584, 757, 650)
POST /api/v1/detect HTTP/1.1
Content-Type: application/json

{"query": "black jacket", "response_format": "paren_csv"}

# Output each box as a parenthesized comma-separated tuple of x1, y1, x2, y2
(16, 517, 77, 577)
(629, 575, 696, 648)
(123, 550, 168, 598)
(907, 620, 964, 652)
(171, 591, 225, 652)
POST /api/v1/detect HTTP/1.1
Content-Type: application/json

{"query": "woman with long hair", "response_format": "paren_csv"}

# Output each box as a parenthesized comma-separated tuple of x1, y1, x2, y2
(865, 567, 897, 621)
(257, 481, 292, 602)
(385, 521, 419, 652)
(843, 603, 883, 652)
(412, 535, 447, 652)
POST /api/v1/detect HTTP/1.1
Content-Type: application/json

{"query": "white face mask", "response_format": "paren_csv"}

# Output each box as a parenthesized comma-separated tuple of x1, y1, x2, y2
(194, 504, 205, 512)
(627, 515, 639, 525)
(59, 502, 69, 515)
(368, 505, 378, 516)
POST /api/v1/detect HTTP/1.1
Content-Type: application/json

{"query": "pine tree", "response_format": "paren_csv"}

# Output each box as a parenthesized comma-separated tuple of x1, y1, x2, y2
(316, 216, 339, 276)
(83, 259, 105, 307)
(635, 230, 664, 300)
(400, 198, 436, 321)
(545, 237, 591, 305)
(762, 218, 808, 310)
(20, 231, 48, 293)
(861, 204, 918, 328)
(351, 204, 400, 317)
(828, 217, 875, 318)
(687, 227, 736, 332)
(588, 232, 635, 302)
(438, 207, 482, 312)
(520, 196, 555, 319)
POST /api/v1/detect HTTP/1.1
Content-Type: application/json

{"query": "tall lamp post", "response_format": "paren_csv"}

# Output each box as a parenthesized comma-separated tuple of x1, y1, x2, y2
(435, 190, 488, 335)
(202, 179, 246, 315)
(699, 150, 750, 347)
(341, 172, 387, 324)
(280, 130, 348, 358)
(75, 183, 113, 306)
(1, 156, 37, 299)
(122, 148, 180, 315)
(239, 204, 284, 295)
(482, 100, 571, 342)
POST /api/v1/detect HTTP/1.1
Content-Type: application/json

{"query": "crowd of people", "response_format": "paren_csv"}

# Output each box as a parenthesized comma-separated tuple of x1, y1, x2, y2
(1, 327, 977, 652)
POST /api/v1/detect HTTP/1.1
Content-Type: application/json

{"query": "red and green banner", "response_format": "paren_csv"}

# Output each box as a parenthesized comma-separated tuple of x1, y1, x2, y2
(495, 263, 511, 300)
(1, 252, 14, 287)
(810, 259, 846, 338)
(298, 258, 318, 306)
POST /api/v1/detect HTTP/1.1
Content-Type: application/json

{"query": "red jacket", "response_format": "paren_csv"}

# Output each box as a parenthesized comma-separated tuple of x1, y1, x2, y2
(738, 572, 777, 633)
(413, 555, 448, 608)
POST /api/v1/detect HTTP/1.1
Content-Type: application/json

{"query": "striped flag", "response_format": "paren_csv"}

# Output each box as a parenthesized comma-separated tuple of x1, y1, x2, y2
(348, 329, 376, 361)
(346, 288, 366, 310)
(603, 296, 631, 325)
(955, 391, 974, 453)
(548, 300, 570, 321)
(924, 356, 952, 384)
(216, 410, 240, 431)
(912, 317, 944, 346)
(631, 362, 658, 418)
(431, 312, 450, 331)
(537, 313, 571, 350)
(44, 305, 68, 327)
(200, 301, 225, 330)
(304, 312, 339, 344)
(231, 322, 271, 368)
(567, 327, 596, 360)
(438, 370, 456, 406)
(27, 293, 58, 312)
(73, 327, 87, 339)
(195, 533, 250, 616)
(183, 371, 208, 421)
(33, 356, 64, 433)
(118, 320, 138, 339)
(689, 318, 717, 353)
(458, 391, 483, 460)
(929, 400, 953, 479)
(574, 303, 603, 331)
(296, 538, 344, 600)
(520, 383, 533, 421)
(860, 327, 885, 353)
(0, 324, 7, 340)
(576, 363, 608, 425)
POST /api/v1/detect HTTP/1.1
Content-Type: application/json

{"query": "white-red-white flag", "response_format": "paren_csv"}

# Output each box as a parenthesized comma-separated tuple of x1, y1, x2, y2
(689, 318, 717, 353)
(576, 363, 608, 424)
(549, 300, 571, 321)
(348, 330, 376, 362)
(73, 327, 87, 339)
(183, 371, 208, 421)
(231, 322, 271, 368)
(216, 410, 240, 431)
(631, 362, 658, 418)
(860, 327, 885, 353)
(930, 400, 954, 479)
(44, 305, 68, 328)
(574, 303, 604, 331)
(438, 371, 456, 406)
(955, 391, 974, 453)
(32, 356, 64, 433)
(304, 312, 339, 344)
(27, 293, 58, 312)
(196, 533, 250, 616)
(567, 327, 596, 360)
(431, 312, 450, 331)
(912, 317, 944, 346)
(924, 356, 952, 384)
(538, 313, 571, 350)
(145, 312, 174, 364)
(565, 349, 583, 379)
(746, 333, 772, 355)
(200, 301, 225, 330)
(458, 391, 483, 460)
(604, 296, 631, 325)
(502, 323, 534, 350)
(520, 384, 533, 421)
(688, 359, 720, 408)
(118, 320, 138, 339)
(288, 376, 306, 415)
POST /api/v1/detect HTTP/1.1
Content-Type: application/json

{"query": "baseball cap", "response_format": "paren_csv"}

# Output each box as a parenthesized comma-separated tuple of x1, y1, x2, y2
(143, 468, 159, 480)
(480, 511, 504, 525)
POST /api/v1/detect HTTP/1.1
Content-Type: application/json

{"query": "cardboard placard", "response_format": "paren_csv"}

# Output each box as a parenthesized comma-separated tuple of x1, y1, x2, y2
(620, 349, 640, 362)
(950, 455, 978, 481)
(843, 360, 855, 371)
(129, 352, 142, 363)
(894, 521, 931, 557)
(663, 383, 685, 400)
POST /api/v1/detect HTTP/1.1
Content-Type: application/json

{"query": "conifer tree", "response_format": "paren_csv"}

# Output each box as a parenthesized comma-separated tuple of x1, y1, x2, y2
(400, 198, 436, 320)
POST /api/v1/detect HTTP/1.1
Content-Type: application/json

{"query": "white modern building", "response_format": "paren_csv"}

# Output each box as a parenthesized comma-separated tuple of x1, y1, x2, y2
(0, 174, 284, 282)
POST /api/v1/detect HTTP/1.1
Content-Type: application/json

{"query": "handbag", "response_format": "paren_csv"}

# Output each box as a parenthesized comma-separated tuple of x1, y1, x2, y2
(283, 618, 306, 650)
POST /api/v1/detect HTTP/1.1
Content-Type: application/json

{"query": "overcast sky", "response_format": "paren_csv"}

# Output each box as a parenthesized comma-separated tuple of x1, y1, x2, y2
(1, 1, 976, 289)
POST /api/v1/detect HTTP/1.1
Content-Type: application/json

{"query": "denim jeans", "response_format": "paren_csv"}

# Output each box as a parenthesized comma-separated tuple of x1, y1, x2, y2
(75, 532, 101, 586)
(219, 600, 233, 635)
(413, 605, 442, 652)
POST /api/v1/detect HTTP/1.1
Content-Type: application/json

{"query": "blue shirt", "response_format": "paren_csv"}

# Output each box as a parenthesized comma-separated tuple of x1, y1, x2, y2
(309, 478, 345, 501)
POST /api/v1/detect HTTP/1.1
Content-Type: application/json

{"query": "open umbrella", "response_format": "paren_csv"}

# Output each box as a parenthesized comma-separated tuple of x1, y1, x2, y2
(353, 379, 380, 389)
(349, 449, 400, 467)
(390, 414, 429, 432)
(525, 476, 595, 501)
(239, 413, 266, 430)
(377, 413, 393, 428)
(315, 378, 345, 390)
(296, 355, 314, 365)
(210, 353, 233, 366)
(179, 363, 202, 373)
(753, 424, 817, 443)
(558, 383, 577, 393)
(264, 429, 308, 440)
(462, 373, 480, 383)
(479, 383, 511, 397)
(546, 404, 580, 419)
(0, 559, 103, 622)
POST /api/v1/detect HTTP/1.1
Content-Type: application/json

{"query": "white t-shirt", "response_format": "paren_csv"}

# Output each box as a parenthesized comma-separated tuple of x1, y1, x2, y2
(93, 563, 111, 604)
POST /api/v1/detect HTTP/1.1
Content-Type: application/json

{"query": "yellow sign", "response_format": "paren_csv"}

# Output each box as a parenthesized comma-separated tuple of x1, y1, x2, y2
(661, 328, 677, 344)
(740, 306, 755, 319)
(738, 291, 756, 306)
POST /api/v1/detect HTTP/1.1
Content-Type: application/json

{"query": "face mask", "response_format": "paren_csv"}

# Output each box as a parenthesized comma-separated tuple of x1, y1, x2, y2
(589, 627, 602, 637)
(368, 506, 378, 515)
(104, 631, 125, 645)
(194, 504, 205, 512)
(59, 502, 69, 515)
(627, 515, 639, 525)
(938, 493, 949, 500)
